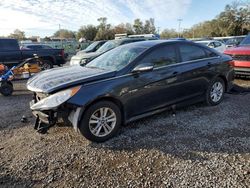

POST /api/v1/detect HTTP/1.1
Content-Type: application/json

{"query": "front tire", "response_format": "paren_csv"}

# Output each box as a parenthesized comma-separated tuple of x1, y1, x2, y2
(205, 77, 225, 106)
(79, 101, 122, 142)
(0, 82, 13, 96)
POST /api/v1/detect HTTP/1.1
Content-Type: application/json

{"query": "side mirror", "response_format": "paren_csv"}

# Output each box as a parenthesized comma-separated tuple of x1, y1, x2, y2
(132, 63, 154, 73)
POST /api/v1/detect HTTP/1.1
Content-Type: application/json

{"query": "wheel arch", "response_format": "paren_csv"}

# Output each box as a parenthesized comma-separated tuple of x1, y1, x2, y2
(217, 75, 228, 91)
(41, 56, 55, 64)
(78, 96, 125, 126)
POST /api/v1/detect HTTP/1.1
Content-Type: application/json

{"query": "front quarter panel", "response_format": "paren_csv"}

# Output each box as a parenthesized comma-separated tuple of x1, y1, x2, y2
(66, 75, 132, 108)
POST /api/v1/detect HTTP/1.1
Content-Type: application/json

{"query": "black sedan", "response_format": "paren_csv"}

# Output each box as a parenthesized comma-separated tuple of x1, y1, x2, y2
(27, 40, 234, 142)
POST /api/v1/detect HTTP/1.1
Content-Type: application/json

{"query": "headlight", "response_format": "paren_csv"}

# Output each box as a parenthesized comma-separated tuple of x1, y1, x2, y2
(70, 58, 81, 66)
(80, 59, 87, 65)
(31, 86, 81, 111)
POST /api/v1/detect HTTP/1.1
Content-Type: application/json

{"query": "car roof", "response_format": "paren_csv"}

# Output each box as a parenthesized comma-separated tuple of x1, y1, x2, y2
(113, 37, 154, 43)
(120, 39, 193, 48)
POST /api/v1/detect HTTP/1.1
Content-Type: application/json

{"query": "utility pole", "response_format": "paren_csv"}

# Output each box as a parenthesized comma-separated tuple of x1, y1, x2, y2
(59, 24, 63, 48)
(177, 19, 183, 38)
(157, 27, 160, 34)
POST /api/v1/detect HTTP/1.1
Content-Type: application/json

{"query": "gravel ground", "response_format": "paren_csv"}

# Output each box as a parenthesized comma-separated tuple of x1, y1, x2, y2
(0, 79, 249, 188)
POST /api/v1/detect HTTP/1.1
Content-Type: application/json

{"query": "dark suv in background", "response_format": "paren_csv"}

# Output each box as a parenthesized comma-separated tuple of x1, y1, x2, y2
(28, 40, 234, 142)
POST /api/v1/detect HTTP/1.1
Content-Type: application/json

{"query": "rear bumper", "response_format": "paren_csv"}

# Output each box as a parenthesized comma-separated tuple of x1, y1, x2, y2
(234, 67, 250, 76)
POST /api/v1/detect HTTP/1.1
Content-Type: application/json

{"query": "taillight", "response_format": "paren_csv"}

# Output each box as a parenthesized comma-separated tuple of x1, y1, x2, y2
(61, 49, 65, 58)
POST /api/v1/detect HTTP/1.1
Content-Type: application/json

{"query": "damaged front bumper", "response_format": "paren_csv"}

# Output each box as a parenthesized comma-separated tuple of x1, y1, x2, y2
(30, 99, 83, 133)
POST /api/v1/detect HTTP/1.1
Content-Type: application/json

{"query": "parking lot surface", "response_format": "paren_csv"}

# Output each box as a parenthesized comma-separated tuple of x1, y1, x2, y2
(0, 79, 249, 187)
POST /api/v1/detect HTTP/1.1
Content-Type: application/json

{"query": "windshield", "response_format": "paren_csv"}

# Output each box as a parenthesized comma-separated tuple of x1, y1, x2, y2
(84, 41, 99, 51)
(240, 36, 250, 46)
(86, 45, 147, 71)
(226, 39, 237, 45)
(96, 40, 119, 53)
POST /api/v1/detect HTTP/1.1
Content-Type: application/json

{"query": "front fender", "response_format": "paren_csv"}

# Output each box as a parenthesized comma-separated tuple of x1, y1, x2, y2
(66, 83, 122, 107)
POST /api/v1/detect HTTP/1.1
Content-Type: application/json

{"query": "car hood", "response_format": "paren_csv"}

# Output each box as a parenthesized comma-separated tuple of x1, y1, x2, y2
(224, 46, 250, 55)
(27, 66, 115, 94)
(71, 52, 102, 60)
(76, 50, 87, 55)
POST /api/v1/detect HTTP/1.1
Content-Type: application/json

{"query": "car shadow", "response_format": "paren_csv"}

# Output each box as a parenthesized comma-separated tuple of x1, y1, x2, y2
(228, 83, 250, 95)
(0, 93, 33, 131)
(89, 88, 250, 161)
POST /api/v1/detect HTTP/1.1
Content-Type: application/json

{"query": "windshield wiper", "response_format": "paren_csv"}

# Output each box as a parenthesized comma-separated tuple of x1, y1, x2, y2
(86, 66, 108, 71)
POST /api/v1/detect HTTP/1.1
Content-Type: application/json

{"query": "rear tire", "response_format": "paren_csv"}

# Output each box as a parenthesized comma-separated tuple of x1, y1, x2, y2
(205, 77, 225, 106)
(0, 82, 13, 96)
(79, 101, 122, 142)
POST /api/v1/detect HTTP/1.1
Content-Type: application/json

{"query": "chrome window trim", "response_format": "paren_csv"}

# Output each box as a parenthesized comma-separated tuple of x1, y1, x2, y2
(84, 56, 221, 86)
(153, 56, 221, 70)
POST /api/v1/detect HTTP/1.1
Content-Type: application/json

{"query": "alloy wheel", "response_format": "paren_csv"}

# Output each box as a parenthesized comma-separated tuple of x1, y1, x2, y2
(210, 81, 223, 102)
(89, 107, 117, 137)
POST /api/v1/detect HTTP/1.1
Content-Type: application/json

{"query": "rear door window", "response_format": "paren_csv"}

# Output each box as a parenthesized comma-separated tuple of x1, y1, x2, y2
(141, 45, 178, 68)
(179, 44, 208, 62)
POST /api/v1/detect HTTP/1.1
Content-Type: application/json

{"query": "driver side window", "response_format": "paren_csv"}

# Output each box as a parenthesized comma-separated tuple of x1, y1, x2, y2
(141, 45, 177, 68)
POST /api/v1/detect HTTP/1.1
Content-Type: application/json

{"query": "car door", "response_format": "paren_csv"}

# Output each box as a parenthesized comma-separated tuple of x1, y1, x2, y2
(124, 44, 184, 117)
(175, 43, 219, 100)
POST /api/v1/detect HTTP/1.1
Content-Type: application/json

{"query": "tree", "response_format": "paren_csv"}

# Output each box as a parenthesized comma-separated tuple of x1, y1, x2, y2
(125, 23, 134, 35)
(114, 23, 127, 34)
(77, 25, 98, 41)
(143, 18, 156, 34)
(217, 1, 250, 36)
(9, 29, 25, 40)
(133, 19, 144, 34)
(43, 36, 51, 41)
(160, 29, 178, 39)
(95, 17, 115, 40)
(187, 1, 250, 38)
(53, 29, 76, 39)
(113, 23, 135, 35)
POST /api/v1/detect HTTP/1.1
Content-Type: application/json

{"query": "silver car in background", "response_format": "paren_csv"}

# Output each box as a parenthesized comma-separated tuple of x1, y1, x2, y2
(196, 40, 226, 53)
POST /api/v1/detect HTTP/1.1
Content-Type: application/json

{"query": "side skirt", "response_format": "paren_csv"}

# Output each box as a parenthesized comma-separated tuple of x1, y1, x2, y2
(125, 96, 204, 124)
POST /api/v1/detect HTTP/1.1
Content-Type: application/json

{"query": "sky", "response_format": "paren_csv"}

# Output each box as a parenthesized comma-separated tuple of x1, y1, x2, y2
(0, 0, 236, 37)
